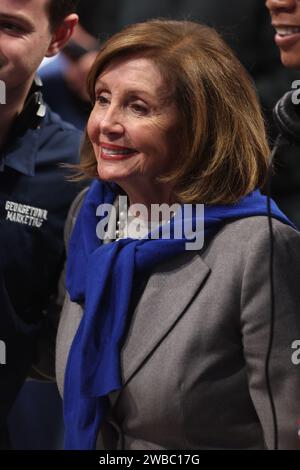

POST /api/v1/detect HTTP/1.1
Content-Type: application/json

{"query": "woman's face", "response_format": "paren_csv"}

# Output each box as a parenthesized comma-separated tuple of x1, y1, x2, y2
(87, 55, 181, 203)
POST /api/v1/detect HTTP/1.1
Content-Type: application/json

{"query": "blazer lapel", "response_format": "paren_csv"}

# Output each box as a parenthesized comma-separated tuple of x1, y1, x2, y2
(120, 251, 210, 388)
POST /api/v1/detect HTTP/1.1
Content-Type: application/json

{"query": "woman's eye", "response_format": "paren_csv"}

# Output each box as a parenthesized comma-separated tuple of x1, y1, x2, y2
(96, 95, 110, 106)
(130, 103, 148, 115)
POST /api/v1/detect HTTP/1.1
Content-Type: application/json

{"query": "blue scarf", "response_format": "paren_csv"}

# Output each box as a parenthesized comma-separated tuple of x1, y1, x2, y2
(64, 179, 292, 449)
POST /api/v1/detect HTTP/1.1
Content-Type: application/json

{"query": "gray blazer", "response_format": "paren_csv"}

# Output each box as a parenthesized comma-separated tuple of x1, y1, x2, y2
(56, 205, 300, 450)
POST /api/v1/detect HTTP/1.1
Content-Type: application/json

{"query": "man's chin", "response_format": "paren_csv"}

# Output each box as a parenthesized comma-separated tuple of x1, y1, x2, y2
(280, 50, 300, 69)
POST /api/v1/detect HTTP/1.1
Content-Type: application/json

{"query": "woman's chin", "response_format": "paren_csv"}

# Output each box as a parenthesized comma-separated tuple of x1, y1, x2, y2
(97, 168, 130, 185)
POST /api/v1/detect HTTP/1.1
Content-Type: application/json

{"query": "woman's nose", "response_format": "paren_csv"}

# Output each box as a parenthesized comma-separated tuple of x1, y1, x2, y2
(100, 106, 124, 137)
(266, 0, 297, 13)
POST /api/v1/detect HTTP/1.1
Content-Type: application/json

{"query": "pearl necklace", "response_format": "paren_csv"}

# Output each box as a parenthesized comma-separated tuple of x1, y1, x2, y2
(115, 210, 172, 240)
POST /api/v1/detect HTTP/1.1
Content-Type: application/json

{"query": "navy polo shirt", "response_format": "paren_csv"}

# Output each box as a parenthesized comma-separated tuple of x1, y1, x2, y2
(0, 106, 82, 428)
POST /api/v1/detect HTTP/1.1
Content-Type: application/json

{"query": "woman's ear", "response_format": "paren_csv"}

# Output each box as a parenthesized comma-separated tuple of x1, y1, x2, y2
(46, 13, 79, 57)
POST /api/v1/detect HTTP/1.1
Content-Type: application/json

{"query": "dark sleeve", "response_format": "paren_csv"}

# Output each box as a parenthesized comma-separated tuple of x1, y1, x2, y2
(30, 188, 89, 381)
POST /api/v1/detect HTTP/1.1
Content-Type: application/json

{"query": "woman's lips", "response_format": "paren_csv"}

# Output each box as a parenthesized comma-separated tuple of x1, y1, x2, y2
(100, 146, 138, 161)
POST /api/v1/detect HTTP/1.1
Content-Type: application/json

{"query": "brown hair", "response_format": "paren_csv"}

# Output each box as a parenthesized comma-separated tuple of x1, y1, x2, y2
(47, 0, 79, 31)
(76, 19, 270, 204)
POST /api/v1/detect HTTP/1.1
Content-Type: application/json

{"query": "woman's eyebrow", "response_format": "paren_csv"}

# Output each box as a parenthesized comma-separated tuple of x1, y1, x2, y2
(95, 81, 154, 100)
